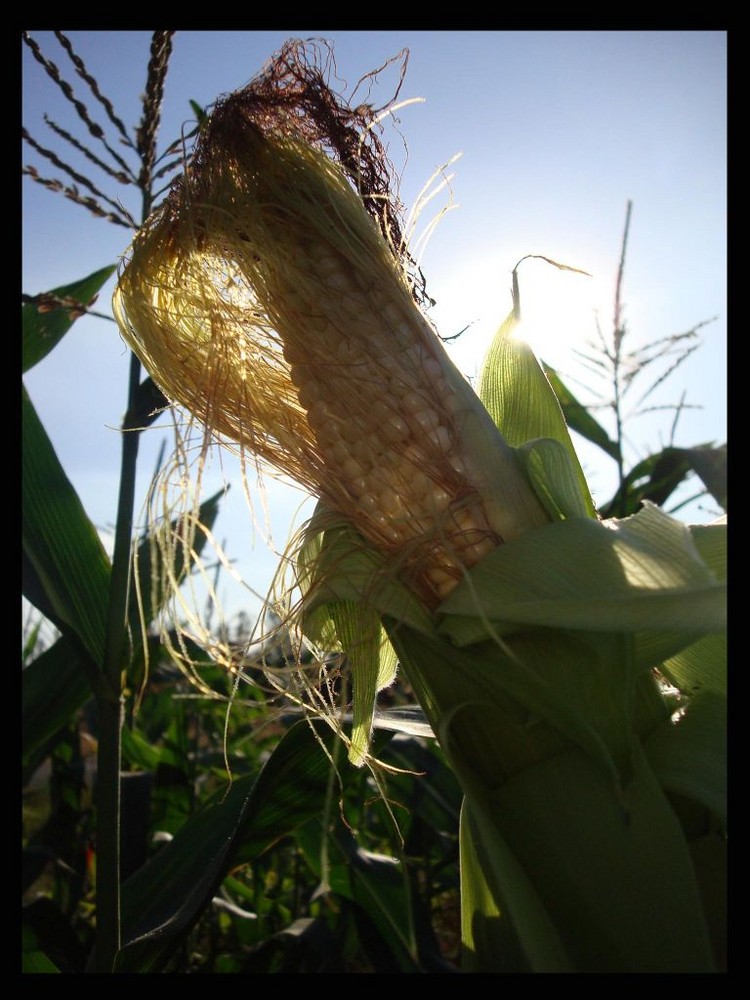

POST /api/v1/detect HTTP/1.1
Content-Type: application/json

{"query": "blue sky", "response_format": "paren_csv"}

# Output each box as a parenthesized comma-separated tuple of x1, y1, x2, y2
(22, 30, 727, 624)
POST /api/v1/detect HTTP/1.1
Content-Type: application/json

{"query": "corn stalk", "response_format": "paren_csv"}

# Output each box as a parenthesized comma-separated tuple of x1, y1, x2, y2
(112, 41, 726, 972)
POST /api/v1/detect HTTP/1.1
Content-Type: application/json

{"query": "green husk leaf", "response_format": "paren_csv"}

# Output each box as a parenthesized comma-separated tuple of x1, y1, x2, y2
(470, 742, 716, 971)
(519, 437, 595, 520)
(653, 518, 726, 696)
(542, 362, 621, 460)
(23, 265, 116, 372)
(329, 600, 383, 767)
(644, 691, 726, 820)
(438, 503, 725, 648)
(690, 518, 727, 581)
(460, 797, 571, 972)
(477, 309, 597, 519)
(659, 631, 727, 698)
(391, 619, 714, 969)
(301, 519, 434, 638)
(386, 618, 622, 792)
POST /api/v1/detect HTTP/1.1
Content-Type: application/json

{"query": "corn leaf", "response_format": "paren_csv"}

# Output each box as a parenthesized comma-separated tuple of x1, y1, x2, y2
(22, 384, 111, 667)
(372, 707, 434, 740)
(118, 719, 344, 972)
(23, 265, 116, 373)
(478, 310, 597, 518)
(683, 444, 727, 512)
(22, 924, 61, 974)
(296, 817, 425, 972)
(663, 630, 727, 696)
(542, 362, 621, 461)
(333, 829, 420, 972)
(22, 635, 93, 763)
(22, 471, 225, 762)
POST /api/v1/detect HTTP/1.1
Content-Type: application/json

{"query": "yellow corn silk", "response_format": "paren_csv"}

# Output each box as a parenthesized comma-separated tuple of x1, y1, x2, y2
(113, 42, 549, 611)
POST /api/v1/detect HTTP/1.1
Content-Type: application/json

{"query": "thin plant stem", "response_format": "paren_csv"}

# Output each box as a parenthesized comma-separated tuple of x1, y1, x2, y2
(90, 349, 142, 972)
(611, 200, 632, 513)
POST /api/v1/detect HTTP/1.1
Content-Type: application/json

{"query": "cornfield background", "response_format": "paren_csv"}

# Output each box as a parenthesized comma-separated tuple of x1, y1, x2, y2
(22, 32, 726, 973)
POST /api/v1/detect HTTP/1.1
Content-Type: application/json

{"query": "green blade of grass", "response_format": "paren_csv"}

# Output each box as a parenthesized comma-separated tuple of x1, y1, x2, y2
(22, 384, 111, 667)
(23, 265, 116, 373)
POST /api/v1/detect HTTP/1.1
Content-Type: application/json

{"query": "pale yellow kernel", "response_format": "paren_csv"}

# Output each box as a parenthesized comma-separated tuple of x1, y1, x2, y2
(352, 437, 377, 466)
(358, 494, 379, 514)
(412, 408, 440, 434)
(402, 391, 427, 413)
(314, 252, 341, 276)
(348, 476, 368, 498)
(410, 469, 432, 499)
(369, 400, 392, 426)
(295, 378, 320, 409)
(306, 399, 332, 429)
(435, 579, 458, 600)
(326, 269, 357, 294)
(377, 488, 407, 518)
(414, 407, 439, 431)
(308, 314, 330, 334)
(371, 516, 403, 545)
(425, 566, 460, 596)
(329, 440, 349, 465)
(429, 426, 452, 452)
(453, 505, 482, 532)
(342, 291, 368, 315)
(282, 342, 304, 366)
(397, 322, 419, 346)
(340, 419, 365, 443)
(342, 456, 364, 481)
(466, 538, 496, 563)
(448, 453, 468, 477)
(427, 487, 451, 511)
(382, 415, 410, 443)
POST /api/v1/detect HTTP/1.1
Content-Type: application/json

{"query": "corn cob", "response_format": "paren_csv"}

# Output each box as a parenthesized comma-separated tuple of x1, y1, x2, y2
(113, 86, 550, 608)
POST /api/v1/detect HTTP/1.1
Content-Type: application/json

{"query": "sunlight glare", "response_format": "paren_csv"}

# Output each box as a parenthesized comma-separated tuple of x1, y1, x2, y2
(512, 263, 607, 369)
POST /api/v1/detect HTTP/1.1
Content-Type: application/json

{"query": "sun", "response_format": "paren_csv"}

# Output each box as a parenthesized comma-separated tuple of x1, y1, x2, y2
(511, 259, 606, 369)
